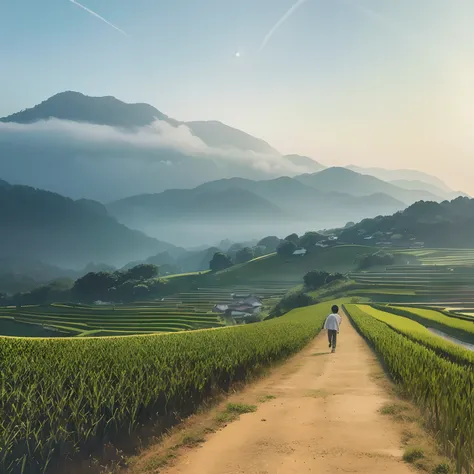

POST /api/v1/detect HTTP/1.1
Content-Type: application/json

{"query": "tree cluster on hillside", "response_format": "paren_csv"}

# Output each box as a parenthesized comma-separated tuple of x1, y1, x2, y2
(6, 264, 172, 306)
(274, 231, 332, 258)
(270, 270, 347, 317)
(338, 197, 474, 248)
(303, 271, 345, 289)
(356, 252, 395, 270)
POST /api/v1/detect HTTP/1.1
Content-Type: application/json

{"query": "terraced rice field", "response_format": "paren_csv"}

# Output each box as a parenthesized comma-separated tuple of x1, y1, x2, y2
(0, 280, 299, 337)
(397, 248, 474, 266)
(350, 263, 474, 306)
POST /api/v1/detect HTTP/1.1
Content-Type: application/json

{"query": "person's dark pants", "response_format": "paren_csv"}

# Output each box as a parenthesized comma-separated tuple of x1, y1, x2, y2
(328, 329, 337, 349)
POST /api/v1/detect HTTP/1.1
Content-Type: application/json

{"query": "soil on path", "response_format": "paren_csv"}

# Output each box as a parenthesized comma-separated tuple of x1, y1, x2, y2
(160, 314, 414, 474)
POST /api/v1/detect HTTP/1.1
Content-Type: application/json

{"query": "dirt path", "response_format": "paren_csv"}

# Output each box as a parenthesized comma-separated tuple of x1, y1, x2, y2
(160, 314, 414, 474)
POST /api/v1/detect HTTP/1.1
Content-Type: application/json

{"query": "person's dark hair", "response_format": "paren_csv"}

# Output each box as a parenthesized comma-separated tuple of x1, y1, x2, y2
(331, 305, 339, 313)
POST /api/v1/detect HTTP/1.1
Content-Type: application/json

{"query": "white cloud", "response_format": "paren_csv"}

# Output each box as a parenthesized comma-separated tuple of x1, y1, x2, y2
(0, 118, 305, 174)
(0, 119, 312, 201)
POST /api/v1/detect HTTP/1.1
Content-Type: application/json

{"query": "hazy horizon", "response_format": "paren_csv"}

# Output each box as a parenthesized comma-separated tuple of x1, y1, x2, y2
(2, 0, 474, 193)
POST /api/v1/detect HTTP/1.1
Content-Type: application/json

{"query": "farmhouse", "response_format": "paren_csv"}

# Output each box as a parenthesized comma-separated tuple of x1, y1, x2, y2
(212, 294, 263, 320)
(293, 248, 307, 256)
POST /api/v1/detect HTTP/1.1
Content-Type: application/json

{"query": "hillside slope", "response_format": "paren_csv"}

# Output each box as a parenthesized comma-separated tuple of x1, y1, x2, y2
(338, 197, 474, 248)
(0, 180, 175, 267)
(213, 245, 371, 285)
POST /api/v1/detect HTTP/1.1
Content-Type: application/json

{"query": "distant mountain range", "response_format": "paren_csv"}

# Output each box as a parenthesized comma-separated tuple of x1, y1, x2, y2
(108, 168, 412, 245)
(346, 165, 451, 191)
(0, 180, 176, 268)
(0, 91, 459, 203)
(295, 167, 442, 205)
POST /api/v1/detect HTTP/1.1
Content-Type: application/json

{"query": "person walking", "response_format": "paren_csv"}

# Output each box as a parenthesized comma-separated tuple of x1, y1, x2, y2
(324, 304, 342, 353)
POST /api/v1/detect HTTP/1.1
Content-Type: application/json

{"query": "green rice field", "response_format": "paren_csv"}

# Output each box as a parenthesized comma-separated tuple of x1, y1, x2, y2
(0, 280, 299, 337)
(345, 303, 474, 472)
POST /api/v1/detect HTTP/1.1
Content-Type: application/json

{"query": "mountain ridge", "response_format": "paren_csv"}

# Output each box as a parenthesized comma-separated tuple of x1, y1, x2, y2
(295, 167, 443, 205)
(0, 179, 176, 268)
(1, 91, 278, 155)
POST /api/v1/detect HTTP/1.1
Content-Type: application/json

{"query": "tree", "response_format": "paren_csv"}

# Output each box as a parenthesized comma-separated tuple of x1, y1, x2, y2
(303, 270, 330, 289)
(124, 264, 159, 281)
(257, 236, 282, 252)
(235, 247, 254, 264)
(284, 233, 299, 245)
(209, 252, 233, 272)
(277, 240, 297, 257)
(252, 245, 266, 258)
(326, 272, 345, 284)
(73, 271, 118, 302)
(299, 231, 325, 250)
(357, 252, 394, 270)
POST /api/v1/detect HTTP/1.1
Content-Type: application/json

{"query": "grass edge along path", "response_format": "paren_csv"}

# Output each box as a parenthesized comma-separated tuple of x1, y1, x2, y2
(356, 305, 474, 367)
(344, 304, 474, 474)
(0, 303, 329, 474)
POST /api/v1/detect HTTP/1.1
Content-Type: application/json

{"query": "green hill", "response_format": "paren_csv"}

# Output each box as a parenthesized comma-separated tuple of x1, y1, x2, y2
(213, 245, 372, 285)
(339, 197, 474, 248)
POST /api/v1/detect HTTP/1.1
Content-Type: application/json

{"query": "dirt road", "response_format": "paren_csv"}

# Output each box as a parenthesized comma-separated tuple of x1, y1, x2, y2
(161, 314, 414, 474)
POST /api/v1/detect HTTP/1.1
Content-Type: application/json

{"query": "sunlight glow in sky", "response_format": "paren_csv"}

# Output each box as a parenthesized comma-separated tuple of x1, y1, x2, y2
(1, 0, 474, 192)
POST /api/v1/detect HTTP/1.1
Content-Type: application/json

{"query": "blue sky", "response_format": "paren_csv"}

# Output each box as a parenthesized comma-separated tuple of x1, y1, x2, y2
(1, 0, 474, 190)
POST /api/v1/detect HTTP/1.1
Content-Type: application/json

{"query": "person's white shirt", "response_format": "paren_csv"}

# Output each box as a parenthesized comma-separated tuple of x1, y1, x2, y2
(324, 313, 342, 331)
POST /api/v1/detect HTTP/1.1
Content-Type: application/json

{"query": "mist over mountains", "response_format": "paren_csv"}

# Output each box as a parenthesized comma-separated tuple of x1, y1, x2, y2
(0, 92, 310, 201)
(0, 90, 467, 250)
(0, 91, 456, 203)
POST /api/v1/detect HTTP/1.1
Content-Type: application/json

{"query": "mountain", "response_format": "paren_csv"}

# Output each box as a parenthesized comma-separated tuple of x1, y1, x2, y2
(0, 180, 176, 268)
(108, 187, 282, 223)
(346, 165, 451, 192)
(296, 167, 442, 205)
(108, 175, 405, 246)
(0, 91, 173, 128)
(390, 179, 469, 200)
(284, 154, 325, 172)
(1, 91, 276, 154)
(338, 197, 474, 248)
(185, 120, 277, 154)
(0, 92, 297, 201)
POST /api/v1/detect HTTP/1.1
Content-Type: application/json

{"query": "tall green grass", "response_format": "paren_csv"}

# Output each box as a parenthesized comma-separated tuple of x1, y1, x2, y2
(345, 304, 474, 473)
(0, 303, 329, 473)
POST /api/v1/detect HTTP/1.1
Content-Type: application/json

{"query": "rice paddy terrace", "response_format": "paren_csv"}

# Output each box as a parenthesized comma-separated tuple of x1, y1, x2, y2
(0, 280, 299, 337)
(349, 249, 474, 313)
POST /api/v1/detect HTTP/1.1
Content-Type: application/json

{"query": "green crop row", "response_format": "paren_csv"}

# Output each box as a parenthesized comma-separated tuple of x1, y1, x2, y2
(0, 303, 328, 473)
(345, 304, 474, 473)
(382, 306, 474, 344)
(356, 305, 474, 366)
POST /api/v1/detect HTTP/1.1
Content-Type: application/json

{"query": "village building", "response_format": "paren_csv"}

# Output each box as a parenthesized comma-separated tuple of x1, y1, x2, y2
(292, 248, 307, 256)
(212, 294, 263, 322)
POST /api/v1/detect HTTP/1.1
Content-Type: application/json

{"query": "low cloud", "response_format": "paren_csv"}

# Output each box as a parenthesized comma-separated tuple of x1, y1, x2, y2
(0, 119, 308, 201)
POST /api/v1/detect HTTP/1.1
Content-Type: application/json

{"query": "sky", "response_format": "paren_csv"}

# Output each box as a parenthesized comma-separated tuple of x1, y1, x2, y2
(1, 0, 474, 192)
